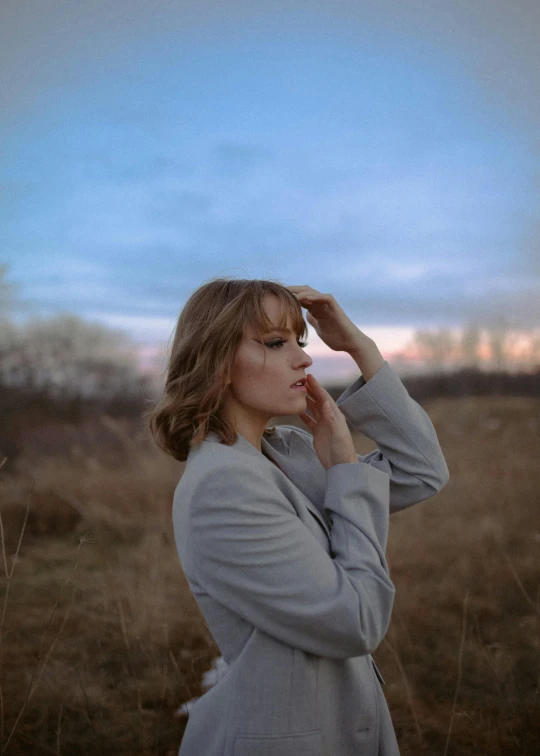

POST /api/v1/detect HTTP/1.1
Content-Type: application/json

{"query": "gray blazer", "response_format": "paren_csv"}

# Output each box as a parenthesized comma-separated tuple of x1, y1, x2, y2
(172, 360, 449, 756)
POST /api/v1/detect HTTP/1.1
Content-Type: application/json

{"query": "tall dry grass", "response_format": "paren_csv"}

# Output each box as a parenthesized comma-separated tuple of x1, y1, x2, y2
(0, 398, 539, 754)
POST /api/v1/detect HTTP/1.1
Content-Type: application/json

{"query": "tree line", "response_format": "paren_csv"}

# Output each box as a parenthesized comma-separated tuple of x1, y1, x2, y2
(1, 262, 539, 464)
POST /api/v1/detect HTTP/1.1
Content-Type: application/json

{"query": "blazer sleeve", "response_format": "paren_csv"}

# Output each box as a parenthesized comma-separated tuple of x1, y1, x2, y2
(188, 459, 395, 659)
(286, 359, 450, 513)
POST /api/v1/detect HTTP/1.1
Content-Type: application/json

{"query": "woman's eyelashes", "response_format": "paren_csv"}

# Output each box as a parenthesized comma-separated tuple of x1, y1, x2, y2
(266, 338, 309, 349)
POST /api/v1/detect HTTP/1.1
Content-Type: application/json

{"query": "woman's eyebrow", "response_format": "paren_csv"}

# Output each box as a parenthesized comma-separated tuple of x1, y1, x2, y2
(262, 327, 293, 334)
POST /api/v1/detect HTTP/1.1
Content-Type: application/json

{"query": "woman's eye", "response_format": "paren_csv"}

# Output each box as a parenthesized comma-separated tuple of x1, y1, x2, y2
(266, 339, 309, 349)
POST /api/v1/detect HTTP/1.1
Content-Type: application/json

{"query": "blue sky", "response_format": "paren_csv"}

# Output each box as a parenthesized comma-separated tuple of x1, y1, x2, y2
(2, 1, 539, 379)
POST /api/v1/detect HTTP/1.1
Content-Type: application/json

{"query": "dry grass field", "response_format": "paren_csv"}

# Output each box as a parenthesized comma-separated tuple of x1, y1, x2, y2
(0, 395, 539, 755)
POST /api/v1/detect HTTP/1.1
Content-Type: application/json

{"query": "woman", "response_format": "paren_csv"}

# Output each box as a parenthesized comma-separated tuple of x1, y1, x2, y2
(147, 277, 449, 756)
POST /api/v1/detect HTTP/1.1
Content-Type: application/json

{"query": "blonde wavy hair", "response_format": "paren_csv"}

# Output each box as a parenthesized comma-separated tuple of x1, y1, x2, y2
(144, 277, 309, 462)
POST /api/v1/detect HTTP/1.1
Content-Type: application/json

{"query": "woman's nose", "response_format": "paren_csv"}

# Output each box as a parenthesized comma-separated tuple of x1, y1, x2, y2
(297, 349, 312, 368)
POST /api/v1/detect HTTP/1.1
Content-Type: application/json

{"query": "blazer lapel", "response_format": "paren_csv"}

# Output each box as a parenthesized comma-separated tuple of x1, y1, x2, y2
(203, 429, 331, 541)
(263, 431, 325, 505)
(262, 431, 331, 540)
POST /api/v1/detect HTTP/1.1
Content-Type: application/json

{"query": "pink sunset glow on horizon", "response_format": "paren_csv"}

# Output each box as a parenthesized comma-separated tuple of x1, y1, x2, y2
(134, 323, 540, 386)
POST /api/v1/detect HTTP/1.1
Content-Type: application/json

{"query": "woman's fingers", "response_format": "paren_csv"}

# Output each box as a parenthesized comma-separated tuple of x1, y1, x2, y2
(303, 373, 333, 425)
(304, 396, 319, 422)
(306, 374, 333, 406)
(305, 391, 322, 409)
(306, 375, 343, 426)
(306, 373, 325, 397)
(299, 411, 315, 427)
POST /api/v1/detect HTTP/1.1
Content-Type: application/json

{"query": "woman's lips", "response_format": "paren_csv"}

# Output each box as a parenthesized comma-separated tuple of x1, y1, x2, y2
(290, 384, 307, 391)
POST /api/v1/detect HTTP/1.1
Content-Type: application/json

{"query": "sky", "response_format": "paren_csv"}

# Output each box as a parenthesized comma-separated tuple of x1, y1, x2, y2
(2, 0, 540, 381)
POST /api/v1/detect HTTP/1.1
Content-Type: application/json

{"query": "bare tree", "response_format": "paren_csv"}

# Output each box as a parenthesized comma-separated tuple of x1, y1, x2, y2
(460, 321, 482, 369)
(411, 327, 458, 372)
(0, 263, 20, 319)
(530, 331, 540, 371)
(486, 314, 511, 371)
(0, 313, 147, 400)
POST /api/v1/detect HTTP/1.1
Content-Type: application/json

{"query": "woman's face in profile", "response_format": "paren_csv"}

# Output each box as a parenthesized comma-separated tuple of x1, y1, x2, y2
(225, 294, 313, 426)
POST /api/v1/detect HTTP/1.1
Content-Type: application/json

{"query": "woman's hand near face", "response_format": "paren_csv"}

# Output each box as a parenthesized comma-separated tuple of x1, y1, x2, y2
(285, 285, 372, 355)
(299, 373, 359, 471)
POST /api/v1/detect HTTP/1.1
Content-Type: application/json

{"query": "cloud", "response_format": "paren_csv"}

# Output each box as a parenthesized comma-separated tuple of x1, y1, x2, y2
(148, 190, 214, 227)
(86, 152, 178, 184)
(3, 1, 539, 138)
(3, 0, 539, 339)
(211, 141, 272, 178)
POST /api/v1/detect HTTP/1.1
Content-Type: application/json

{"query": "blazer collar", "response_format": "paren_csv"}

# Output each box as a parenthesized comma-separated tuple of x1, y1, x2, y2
(203, 429, 330, 539)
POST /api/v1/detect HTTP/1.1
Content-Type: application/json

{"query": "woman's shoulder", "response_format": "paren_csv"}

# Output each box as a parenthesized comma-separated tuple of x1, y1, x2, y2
(176, 423, 315, 491)
(175, 433, 272, 492)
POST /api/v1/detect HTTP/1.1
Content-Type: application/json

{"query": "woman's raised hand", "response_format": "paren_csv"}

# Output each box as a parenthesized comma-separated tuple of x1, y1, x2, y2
(299, 373, 359, 471)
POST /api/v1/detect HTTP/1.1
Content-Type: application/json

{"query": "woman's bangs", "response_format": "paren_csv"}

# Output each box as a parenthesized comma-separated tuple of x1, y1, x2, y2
(272, 292, 308, 339)
(251, 292, 307, 342)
